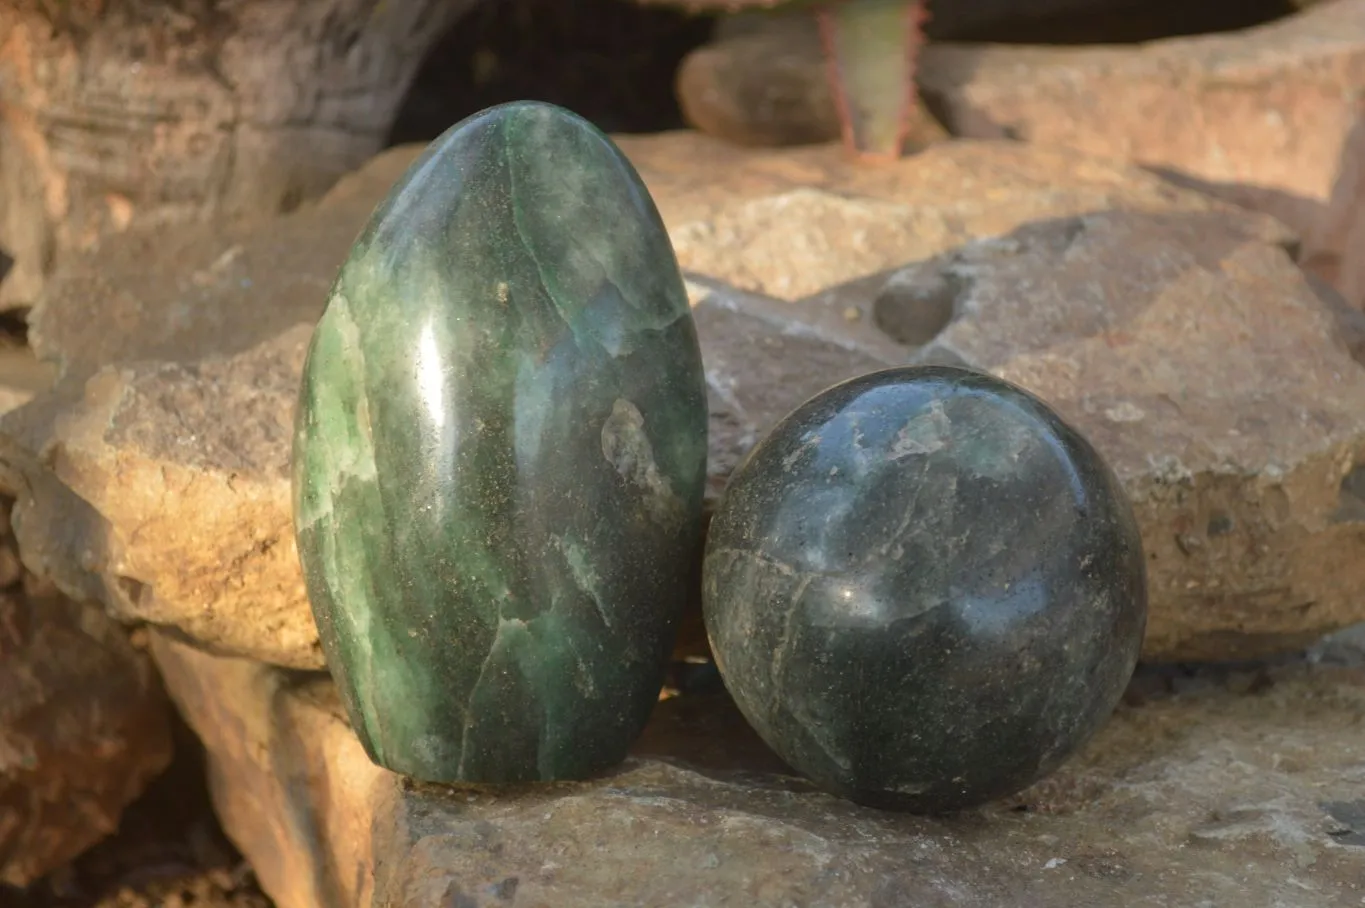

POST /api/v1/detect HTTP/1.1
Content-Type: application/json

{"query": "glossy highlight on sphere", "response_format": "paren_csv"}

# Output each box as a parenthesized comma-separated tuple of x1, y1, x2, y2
(292, 101, 708, 784)
(703, 366, 1147, 812)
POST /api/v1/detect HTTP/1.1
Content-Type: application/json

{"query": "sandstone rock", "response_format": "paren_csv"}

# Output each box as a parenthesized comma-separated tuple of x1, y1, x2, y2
(675, 12, 948, 151)
(693, 283, 889, 500)
(655, 148, 1365, 661)
(5, 135, 1272, 668)
(1, 328, 321, 669)
(677, 1, 1363, 227)
(873, 211, 1365, 659)
(0, 344, 173, 887)
(0, 0, 477, 311)
(4, 131, 1358, 665)
(676, 13, 842, 149)
(0, 550, 172, 886)
(151, 630, 1365, 908)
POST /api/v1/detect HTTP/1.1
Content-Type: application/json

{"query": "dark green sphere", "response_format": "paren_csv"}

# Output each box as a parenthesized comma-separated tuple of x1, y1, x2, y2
(702, 366, 1147, 812)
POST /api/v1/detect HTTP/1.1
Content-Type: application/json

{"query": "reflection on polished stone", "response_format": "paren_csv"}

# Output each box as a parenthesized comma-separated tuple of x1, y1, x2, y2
(704, 365, 1147, 812)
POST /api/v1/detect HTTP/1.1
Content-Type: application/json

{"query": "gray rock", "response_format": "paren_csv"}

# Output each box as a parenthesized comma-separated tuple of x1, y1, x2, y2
(675, 0, 1363, 244)
(807, 209, 1365, 660)
(151, 631, 1365, 908)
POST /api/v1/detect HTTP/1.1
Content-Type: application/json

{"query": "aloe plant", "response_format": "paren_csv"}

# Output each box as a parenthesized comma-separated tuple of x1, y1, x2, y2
(816, 0, 929, 160)
(644, 0, 931, 160)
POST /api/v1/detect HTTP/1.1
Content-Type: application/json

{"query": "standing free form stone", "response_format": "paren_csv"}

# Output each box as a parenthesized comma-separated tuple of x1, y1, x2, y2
(291, 102, 708, 784)
(703, 366, 1146, 812)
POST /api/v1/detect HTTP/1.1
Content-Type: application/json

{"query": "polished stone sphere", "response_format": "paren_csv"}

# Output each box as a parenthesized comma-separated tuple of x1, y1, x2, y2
(702, 366, 1147, 812)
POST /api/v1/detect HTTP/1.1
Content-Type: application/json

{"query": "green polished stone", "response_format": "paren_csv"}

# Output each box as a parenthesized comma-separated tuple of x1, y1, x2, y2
(291, 102, 708, 784)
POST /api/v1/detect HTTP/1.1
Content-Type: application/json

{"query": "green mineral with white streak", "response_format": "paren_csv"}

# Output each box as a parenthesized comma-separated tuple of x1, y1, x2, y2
(291, 101, 708, 783)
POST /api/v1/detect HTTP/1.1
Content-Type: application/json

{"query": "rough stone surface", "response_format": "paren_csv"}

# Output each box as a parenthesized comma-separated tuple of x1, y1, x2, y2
(874, 211, 1365, 660)
(678, 1, 1362, 236)
(2, 130, 1357, 667)
(692, 283, 890, 503)
(152, 629, 1365, 908)
(677, 10, 947, 152)
(676, 12, 845, 149)
(1, 329, 320, 668)
(0, 561, 173, 887)
(1305, 101, 1365, 310)
(0, 135, 1222, 668)
(921, 0, 1365, 205)
(644, 136, 1262, 301)
(700, 202, 1365, 663)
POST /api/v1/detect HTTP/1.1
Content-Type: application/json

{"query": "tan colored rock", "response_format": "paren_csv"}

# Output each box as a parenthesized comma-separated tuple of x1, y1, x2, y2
(674, 11, 948, 152)
(677, 205, 1365, 661)
(676, 1, 1364, 220)
(629, 135, 1259, 300)
(4, 134, 1271, 668)
(7, 329, 317, 669)
(677, 12, 841, 148)
(0, 360, 46, 425)
(152, 630, 1365, 908)
(6, 132, 1360, 665)
(0, 566, 173, 886)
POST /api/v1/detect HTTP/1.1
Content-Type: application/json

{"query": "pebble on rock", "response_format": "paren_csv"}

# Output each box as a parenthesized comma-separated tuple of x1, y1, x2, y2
(703, 365, 1147, 812)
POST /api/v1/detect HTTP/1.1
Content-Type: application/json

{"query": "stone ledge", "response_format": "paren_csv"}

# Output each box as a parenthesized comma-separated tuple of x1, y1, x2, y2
(151, 630, 1365, 908)
(1, 132, 1355, 668)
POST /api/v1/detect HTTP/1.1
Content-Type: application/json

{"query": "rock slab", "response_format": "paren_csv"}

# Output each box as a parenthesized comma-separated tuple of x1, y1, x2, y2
(0, 0, 478, 310)
(152, 632, 1365, 908)
(678, 0, 1364, 225)
(3, 132, 1362, 666)
(921, 0, 1365, 205)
